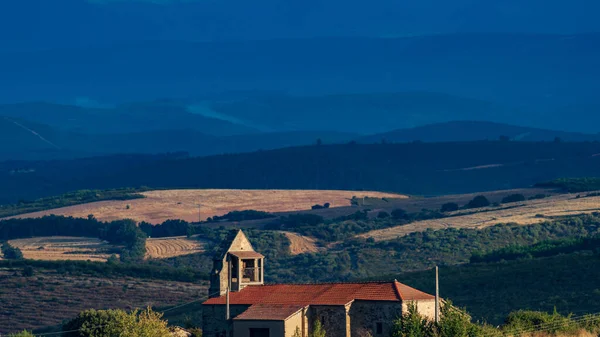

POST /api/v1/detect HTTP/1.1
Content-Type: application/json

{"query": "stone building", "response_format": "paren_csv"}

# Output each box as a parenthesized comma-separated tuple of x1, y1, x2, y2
(202, 230, 435, 337)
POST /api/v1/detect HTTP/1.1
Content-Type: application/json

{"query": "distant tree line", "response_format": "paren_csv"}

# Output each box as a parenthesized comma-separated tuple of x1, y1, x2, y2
(470, 235, 600, 263)
(0, 187, 149, 218)
(205, 210, 275, 222)
(536, 177, 600, 192)
(0, 216, 146, 261)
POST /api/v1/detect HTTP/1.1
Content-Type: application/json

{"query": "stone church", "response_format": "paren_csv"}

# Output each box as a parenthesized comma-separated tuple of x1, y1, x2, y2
(202, 230, 435, 337)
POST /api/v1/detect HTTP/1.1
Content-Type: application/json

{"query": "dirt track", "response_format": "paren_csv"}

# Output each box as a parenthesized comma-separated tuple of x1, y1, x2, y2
(281, 231, 319, 255)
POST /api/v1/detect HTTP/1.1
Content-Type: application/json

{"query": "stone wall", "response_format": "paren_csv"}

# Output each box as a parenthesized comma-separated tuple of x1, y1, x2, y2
(348, 301, 403, 337)
(202, 305, 250, 337)
(308, 306, 348, 337)
(402, 299, 436, 321)
(284, 309, 305, 337)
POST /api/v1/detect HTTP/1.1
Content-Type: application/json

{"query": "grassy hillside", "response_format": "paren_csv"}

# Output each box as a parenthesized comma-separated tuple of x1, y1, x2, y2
(397, 252, 600, 324)
(2, 141, 600, 204)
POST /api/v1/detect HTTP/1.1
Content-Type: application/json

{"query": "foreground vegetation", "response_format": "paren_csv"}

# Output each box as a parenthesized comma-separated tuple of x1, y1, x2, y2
(393, 302, 600, 337)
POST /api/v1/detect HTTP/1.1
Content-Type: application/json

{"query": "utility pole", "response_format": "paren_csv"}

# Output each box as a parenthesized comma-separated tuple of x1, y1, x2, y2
(226, 255, 231, 320)
(435, 266, 440, 323)
(198, 202, 201, 223)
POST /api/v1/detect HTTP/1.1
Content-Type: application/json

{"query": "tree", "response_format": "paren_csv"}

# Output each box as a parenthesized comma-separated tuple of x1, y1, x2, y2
(466, 195, 490, 209)
(310, 320, 326, 337)
(501, 194, 526, 204)
(391, 208, 408, 220)
(1, 242, 23, 259)
(377, 211, 390, 219)
(436, 302, 474, 337)
(391, 302, 432, 337)
(440, 202, 459, 213)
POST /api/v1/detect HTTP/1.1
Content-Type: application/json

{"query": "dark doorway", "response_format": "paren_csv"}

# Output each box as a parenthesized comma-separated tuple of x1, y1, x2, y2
(249, 328, 270, 337)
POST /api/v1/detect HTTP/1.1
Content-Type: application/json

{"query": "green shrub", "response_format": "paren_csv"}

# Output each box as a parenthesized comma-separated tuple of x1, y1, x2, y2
(63, 308, 170, 337)
(391, 302, 433, 337)
(9, 331, 35, 337)
(502, 310, 579, 336)
(466, 196, 490, 209)
(310, 320, 326, 337)
(377, 211, 390, 219)
(501, 194, 526, 204)
(440, 202, 459, 213)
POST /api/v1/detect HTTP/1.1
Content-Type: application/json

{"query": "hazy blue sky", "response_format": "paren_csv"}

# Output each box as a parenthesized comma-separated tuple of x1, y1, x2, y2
(1, 0, 599, 51)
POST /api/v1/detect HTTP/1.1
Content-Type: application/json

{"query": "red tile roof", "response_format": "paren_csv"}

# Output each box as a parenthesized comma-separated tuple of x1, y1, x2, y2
(204, 281, 433, 306)
(229, 251, 265, 259)
(233, 304, 305, 321)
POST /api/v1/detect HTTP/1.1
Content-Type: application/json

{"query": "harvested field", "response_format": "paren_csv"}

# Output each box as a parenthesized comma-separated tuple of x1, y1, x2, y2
(7, 189, 405, 224)
(360, 193, 600, 241)
(0, 269, 208, 334)
(146, 236, 206, 259)
(281, 231, 319, 255)
(8, 236, 117, 262)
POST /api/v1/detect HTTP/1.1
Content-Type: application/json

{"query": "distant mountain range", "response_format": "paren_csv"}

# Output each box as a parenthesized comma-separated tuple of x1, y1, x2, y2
(2, 100, 600, 162)
(1, 34, 599, 131)
(359, 121, 600, 143)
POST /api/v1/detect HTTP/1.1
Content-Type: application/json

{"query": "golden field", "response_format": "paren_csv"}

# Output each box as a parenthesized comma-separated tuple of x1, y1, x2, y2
(360, 193, 600, 241)
(7, 236, 117, 262)
(6, 189, 405, 224)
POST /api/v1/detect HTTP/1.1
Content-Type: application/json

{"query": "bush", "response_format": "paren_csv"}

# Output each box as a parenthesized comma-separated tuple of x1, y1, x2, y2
(502, 310, 579, 336)
(309, 320, 326, 337)
(63, 308, 171, 337)
(501, 194, 526, 204)
(437, 302, 477, 337)
(466, 195, 490, 209)
(377, 211, 390, 219)
(9, 331, 35, 337)
(391, 208, 409, 220)
(440, 202, 459, 213)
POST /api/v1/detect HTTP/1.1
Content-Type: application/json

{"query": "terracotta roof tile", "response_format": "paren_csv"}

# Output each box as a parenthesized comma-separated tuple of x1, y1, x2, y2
(203, 281, 432, 306)
(233, 304, 305, 321)
(229, 251, 265, 259)
(394, 281, 435, 301)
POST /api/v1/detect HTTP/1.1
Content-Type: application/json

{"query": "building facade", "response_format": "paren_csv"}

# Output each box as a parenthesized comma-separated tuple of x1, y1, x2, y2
(203, 230, 435, 337)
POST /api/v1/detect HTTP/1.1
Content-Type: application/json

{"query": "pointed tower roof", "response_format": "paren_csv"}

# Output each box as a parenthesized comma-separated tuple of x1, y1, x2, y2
(213, 229, 261, 260)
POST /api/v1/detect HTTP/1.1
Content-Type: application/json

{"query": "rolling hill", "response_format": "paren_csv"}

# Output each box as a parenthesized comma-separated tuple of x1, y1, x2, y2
(0, 112, 356, 161)
(2, 34, 599, 134)
(0, 102, 256, 136)
(359, 121, 600, 143)
(2, 141, 600, 204)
